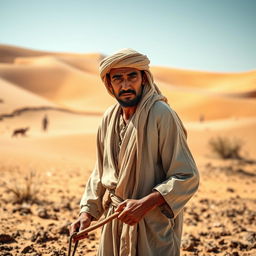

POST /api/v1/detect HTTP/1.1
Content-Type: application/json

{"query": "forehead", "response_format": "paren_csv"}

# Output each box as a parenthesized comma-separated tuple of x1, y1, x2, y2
(109, 67, 140, 77)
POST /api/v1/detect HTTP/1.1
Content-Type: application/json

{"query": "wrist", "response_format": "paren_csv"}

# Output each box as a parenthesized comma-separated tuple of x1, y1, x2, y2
(142, 191, 165, 212)
(80, 211, 92, 221)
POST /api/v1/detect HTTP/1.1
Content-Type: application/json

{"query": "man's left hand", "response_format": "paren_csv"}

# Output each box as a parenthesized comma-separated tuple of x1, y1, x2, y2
(115, 191, 165, 225)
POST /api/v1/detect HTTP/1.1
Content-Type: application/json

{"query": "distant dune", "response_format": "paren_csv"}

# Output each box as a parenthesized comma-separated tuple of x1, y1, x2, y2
(0, 77, 56, 113)
(152, 66, 256, 95)
(0, 44, 255, 121)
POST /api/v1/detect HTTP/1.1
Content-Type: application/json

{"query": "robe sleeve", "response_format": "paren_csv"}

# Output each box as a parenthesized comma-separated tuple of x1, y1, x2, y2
(153, 104, 200, 219)
(79, 123, 106, 220)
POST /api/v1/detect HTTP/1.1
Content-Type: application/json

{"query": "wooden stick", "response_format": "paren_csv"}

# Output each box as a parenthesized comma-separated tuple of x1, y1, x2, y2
(73, 211, 119, 241)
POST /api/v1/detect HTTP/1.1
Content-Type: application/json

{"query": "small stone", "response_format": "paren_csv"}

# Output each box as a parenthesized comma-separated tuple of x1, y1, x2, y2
(31, 230, 58, 244)
(220, 230, 231, 236)
(0, 245, 13, 251)
(37, 208, 50, 219)
(229, 240, 248, 250)
(218, 239, 226, 245)
(0, 234, 16, 244)
(181, 234, 200, 252)
(50, 249, 66, 256)
(205, 241, 219, 253)
(58, 224, 69, 236)
(2, 253, 13, 256)
(12, 206, 32, 215)
(88, 233, 95, 241)
(21, 245, 35, 254)
(198, 231, 208, 237)
(244, 231, 256, 244)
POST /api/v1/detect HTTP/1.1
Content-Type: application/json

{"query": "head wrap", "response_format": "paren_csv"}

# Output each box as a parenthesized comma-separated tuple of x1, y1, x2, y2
(99, 48, 165, 99)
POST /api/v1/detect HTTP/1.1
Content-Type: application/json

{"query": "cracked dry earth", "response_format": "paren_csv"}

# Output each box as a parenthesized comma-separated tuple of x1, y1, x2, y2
(0, 160, 256, 256)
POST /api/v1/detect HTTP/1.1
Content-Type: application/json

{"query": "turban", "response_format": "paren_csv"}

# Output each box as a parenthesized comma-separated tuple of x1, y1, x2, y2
(99, 48, 164, 98)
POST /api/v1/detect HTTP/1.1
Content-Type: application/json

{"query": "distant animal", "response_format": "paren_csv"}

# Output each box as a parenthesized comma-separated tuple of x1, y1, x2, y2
(12, 127, 30, 137)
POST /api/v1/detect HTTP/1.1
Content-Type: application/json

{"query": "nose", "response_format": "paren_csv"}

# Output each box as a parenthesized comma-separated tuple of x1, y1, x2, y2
(120, 78, 131, 90)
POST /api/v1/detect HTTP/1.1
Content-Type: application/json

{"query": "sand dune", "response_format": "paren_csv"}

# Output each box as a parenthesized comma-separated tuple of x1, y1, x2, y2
(0, 56, 115, 112)
(15, 53, 103, 74)
(0, 77, 56, 114)
(152, 66, 256, 96)
(0, 44, 104, 64)
(157, 80, 256, 121)
(0, 44, 56, 63)
(1, 44, 255, 121)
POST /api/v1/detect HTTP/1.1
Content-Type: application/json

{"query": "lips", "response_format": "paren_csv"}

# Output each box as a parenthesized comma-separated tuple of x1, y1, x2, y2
(121, 92, 133, 96)
(119, 90, 136, 97)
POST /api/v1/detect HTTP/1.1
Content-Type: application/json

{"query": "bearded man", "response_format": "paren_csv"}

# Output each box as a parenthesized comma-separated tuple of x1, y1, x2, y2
(70, 49, 200, 256)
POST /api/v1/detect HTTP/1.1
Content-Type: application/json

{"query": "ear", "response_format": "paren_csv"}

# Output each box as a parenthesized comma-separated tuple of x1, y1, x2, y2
(141, 71, 147, 85)
(106, 74, 112, 86)
(106, 76, 114, 94)
(107, 84, 114, 94)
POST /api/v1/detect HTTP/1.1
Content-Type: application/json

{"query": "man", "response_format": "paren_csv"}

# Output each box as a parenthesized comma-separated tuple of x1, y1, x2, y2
(42, 114, 48, 132)
(70, 49, 199, 256)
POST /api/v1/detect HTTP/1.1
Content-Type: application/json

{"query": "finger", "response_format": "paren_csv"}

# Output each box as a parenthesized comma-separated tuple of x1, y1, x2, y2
(117, 207, 130, 220)
(73, 233, 88, 242)
(69, 221, 79, 235)
(115, 201, 127, 212)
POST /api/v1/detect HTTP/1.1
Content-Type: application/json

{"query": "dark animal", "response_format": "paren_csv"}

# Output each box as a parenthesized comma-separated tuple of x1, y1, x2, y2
(12, 127, 30, 137)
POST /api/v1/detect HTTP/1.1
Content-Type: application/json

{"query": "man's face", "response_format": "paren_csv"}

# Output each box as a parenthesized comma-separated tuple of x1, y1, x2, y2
(108, 67, 144, 107)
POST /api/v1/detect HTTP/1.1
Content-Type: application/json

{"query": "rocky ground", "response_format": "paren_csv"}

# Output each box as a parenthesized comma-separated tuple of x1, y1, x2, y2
(0, 159, 256, 256)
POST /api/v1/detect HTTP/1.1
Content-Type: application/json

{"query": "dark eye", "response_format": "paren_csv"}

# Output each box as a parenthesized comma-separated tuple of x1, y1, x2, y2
(129, 73, 138, 79)
(112, 76, 121, 81)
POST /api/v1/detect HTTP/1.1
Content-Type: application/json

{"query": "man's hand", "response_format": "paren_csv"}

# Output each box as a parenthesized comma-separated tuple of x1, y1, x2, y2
(115, 191, 165, 226)
(69, 212, 92, 242)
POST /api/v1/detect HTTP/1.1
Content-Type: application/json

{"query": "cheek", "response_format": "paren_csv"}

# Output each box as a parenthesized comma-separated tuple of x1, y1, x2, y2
(135, 81, 143, 94)
(110, 85, 119, 95)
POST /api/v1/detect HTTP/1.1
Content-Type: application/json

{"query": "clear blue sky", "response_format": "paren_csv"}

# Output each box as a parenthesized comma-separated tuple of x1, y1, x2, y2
(0, 0, 256, 72)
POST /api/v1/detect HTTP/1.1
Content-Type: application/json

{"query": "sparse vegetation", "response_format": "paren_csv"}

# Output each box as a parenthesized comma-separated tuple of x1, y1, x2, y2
(209, 136, 243, 160)
(4, 170, 41, 204)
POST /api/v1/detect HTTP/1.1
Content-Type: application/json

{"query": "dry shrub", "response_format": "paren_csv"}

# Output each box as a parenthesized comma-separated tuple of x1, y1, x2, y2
(4, 169, 41, 204)
(209, 136, 243, 160)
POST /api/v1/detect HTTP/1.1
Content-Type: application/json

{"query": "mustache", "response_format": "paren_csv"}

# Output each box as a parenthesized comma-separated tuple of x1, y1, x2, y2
(119, 89, 136, 97)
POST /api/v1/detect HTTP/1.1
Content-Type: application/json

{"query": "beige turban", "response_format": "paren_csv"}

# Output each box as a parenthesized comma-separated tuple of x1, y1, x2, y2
(99, 48, 165, 98)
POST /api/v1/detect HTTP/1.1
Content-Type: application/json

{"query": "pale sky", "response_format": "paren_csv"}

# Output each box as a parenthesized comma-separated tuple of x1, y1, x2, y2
(0, 0, 256, 72)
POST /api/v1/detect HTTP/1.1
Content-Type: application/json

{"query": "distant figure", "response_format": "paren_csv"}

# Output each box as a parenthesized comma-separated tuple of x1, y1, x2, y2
(12, 127, 30, 137)
(199, 114, 205, 123)
(42, 114, 49, 132)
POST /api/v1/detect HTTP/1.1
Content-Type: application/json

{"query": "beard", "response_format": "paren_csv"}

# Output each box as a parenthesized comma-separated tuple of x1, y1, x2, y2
(113, 86, 144, 107)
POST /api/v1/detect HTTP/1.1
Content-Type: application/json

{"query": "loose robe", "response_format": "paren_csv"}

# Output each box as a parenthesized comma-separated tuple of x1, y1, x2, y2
(80, 92, 200, 256)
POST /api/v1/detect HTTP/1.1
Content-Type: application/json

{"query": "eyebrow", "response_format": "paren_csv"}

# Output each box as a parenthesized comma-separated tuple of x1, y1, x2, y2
(128, 71, 138, 76)
(111, 71, 138, 79)
(111, 74, 122, 79)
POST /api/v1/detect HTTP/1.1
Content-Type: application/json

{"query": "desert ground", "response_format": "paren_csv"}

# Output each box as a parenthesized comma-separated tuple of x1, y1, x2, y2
(0, 45, 255, 256)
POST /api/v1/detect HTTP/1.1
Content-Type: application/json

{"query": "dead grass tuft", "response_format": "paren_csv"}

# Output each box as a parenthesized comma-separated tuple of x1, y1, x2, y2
(209, 136, 243, 160)
(4, 169, 41, 204)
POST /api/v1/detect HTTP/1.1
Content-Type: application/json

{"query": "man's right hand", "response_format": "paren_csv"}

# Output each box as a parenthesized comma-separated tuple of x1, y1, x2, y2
(69, 212, 92, 242)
